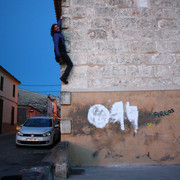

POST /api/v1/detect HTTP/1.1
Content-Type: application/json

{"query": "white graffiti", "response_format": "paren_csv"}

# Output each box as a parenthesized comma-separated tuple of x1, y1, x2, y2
(87, 101, 139, 133)
(109, 101, 124, 130)
(88, 104, 109, 128)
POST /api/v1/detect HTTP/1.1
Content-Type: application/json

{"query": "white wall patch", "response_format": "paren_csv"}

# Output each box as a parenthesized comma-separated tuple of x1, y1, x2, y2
(109, 101, 124, 131)
(88, 104, 110, 128)
(126, 102, 138, 133)
(87, 102, 139, 133)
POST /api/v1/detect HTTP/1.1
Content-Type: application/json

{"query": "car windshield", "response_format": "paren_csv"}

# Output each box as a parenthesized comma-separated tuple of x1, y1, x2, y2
(24, 118, 52, 127)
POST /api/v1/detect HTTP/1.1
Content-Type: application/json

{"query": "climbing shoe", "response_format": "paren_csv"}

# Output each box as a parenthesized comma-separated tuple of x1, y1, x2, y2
(60, 77, 68, 84)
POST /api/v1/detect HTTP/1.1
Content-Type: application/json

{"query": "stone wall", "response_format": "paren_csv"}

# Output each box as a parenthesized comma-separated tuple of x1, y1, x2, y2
(60, 0, 180, 91)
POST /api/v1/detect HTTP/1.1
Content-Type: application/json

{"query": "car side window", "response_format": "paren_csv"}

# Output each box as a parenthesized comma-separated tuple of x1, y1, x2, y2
(55, 119, 59, 125)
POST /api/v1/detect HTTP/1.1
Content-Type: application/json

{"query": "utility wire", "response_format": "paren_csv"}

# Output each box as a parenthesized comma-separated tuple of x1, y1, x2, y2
(34, 91, 60, 93)
(19, 84, 60, 87)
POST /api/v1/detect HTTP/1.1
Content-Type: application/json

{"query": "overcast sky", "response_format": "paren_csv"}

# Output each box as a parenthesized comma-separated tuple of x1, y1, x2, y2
(0, 0, 61, 96)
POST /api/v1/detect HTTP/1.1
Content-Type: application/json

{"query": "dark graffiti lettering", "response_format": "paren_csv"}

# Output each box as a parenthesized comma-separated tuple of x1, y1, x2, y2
(164, 111, 169, 115)
(153, 109, 174, 117)
(160, 111, 165, 116)
(154, 112, 160, 117)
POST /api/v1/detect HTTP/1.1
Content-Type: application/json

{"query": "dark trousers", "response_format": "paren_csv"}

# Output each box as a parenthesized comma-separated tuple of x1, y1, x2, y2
(60, 51, 73, 80)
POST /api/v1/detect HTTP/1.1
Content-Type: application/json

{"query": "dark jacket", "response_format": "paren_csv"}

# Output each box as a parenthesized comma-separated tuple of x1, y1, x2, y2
(51, 19, 66, 58)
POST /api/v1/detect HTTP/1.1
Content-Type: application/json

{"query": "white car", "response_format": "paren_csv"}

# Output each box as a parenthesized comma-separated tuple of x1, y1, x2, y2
(16, 117, 60, 146)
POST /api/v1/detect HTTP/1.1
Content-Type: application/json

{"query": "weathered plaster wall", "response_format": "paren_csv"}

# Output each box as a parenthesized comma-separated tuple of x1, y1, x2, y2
(60, 0, 180, 91)
(61, 90, 180, 166)
(58, 0, 180, 166)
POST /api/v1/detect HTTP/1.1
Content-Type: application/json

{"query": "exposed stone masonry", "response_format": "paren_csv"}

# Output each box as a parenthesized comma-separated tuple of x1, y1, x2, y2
(60, 0, 180, 91)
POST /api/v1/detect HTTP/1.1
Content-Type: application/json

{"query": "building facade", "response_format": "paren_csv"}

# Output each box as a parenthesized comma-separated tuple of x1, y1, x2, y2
(17, 105, 43, 129)
(54, 0, 180, 166)
(17, 89, 60, 126)
(0, 66, 21, 134)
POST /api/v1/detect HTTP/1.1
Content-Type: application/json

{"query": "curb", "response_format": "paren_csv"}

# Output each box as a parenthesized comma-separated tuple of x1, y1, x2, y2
(20, 161, 54, 180)
(43, 142, 69, 180)
(1, 162, 54, 180)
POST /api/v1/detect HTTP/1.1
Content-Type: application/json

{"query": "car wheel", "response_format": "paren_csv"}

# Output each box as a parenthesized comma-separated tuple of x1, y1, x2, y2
(53, 135, 56, 146)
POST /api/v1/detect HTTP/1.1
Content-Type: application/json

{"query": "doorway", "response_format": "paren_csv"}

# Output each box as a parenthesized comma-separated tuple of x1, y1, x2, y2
(11, 107, 15, 125)
(0, 99, 3, 134)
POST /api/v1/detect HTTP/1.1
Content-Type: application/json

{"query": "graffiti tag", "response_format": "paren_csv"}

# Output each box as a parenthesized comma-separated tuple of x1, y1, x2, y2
(147, 123, 152, 127)
(176, 118, 180, 124)
(153, 109, 174, 117)
(87, 101, 138, 133)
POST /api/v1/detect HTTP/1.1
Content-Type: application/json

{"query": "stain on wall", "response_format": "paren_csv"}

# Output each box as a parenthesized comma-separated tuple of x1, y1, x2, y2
(68, 105, 92, 136)
(138, 109, 161, 127)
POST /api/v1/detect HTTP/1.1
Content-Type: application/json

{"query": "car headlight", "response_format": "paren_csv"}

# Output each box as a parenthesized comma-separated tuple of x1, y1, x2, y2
(17, 131, 23, 136)
(43, 131, 51, 137)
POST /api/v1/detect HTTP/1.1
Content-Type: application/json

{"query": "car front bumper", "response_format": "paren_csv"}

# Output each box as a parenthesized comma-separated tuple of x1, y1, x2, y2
(16, 134, 53, 146)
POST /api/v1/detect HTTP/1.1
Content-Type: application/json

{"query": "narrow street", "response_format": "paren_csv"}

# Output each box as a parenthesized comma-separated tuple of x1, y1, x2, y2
(0, 133, 51, 178)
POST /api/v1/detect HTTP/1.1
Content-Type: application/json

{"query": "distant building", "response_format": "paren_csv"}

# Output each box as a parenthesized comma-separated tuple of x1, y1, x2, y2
(18, 89, 60, 125)
(17, 105, 43, 128)
(47, 95, 58, 117)
(0, 65, 21, 134)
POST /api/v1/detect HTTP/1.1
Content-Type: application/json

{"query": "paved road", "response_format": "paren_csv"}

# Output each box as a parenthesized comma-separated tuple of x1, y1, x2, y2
(0, 133, 52, 178)
(66, 165, 180, 180)
(1, 134, 180, 180)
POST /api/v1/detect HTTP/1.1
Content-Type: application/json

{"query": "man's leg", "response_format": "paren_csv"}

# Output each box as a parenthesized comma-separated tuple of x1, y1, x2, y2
(60, 52, 73, 82)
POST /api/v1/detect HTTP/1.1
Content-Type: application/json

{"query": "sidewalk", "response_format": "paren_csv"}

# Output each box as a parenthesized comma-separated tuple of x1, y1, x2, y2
(55, 165, 180, 180)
